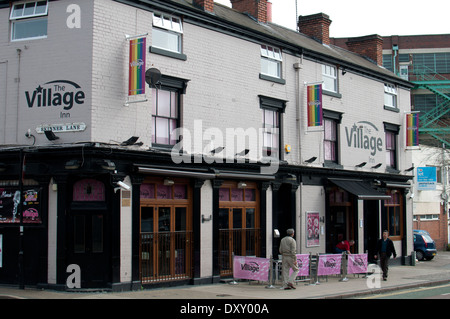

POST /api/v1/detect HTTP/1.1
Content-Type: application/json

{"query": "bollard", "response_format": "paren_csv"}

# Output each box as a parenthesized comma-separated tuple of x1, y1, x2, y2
(229, 252, 238, 285)
(339, 252, 348, 282)
(265, 255, 275, 289)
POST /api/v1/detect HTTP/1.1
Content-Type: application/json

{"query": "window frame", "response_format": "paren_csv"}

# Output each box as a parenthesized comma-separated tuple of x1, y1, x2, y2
(10, 1, 48, 42)
(322, 64, 339, 95)
(151, 12, 185, 58)
(384, 83, 398, 111)
(259, 96, 286, 160)
(384, 123, 399, 172)
(260, 45, 282, 78)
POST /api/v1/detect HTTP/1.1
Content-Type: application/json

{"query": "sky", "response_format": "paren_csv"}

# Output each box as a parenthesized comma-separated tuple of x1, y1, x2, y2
(214, 0, 450, 37)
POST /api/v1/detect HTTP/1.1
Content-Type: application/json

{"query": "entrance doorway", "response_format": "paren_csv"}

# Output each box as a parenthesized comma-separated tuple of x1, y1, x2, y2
(67, 178, 110, 288)
(218, 182, 260, 276)
(140, 206, 192, 282)
(67, 209, 110, 288)
(326, 187, 355, 253)
(139, 179, 192, 283)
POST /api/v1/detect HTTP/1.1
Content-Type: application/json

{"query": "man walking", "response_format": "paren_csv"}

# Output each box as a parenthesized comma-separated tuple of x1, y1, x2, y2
(279, 228, 299, 290)
(374, 230, 397, 281)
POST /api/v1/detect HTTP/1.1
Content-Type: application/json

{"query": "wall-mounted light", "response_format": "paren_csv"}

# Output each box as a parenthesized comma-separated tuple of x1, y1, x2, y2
(371, 163, 382, 169)
(44, 130, 59, 141)
(120, 136, 139, 146)
(237, 181, 247, 189)
(355, 162, 367, 168)
(65, 159, 81, 170)
(405, 166, 414, 172)
(202, 214, 212, 223)
(101, 159, 116, 171)
(164, 178, 174, 186)
(304, 156, 317, 164)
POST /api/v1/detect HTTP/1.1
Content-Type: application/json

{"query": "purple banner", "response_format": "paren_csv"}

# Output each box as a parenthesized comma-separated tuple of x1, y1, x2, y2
(347, 254, 368, 274)
(233, 256, 270, 282)
(317, 254, 342, 276)
(290, 254, 310, 277)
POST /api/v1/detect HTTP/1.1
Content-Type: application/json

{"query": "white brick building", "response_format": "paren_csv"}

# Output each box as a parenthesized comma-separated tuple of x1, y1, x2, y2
(0, 0, 414, 290)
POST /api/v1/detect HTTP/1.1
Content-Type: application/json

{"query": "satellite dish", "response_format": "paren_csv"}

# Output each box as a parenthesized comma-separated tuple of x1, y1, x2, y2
(145, 68, 161, 87)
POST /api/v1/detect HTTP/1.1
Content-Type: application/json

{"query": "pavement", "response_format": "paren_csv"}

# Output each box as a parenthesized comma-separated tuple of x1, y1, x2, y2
(1, 251, 450, 300)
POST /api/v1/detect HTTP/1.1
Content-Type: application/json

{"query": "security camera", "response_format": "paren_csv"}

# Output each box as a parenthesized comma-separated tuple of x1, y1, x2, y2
(117, 181, 131, 191)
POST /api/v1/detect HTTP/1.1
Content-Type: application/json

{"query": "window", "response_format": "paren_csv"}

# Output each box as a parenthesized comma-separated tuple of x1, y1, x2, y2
(322, 64, 337, 93)
(10, 1, 48, 41)
(152, 88, 179, 146)
(262, 108, 279, 158)
(260, 45, 282, 79)
(384, 190, 403, 238)
(384, 84, 398, 109)
(260, 96, 285, 159)
(324, 118, 337, 163)
(152, 12, 183, 54)
(385, 131, 397, 169)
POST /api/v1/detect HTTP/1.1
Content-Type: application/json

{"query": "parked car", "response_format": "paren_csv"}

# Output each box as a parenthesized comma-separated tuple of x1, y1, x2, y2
(413, 230, 437, 261)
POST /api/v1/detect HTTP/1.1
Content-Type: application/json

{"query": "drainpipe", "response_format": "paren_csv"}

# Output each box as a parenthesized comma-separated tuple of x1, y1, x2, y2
(392, 45, 398, 76)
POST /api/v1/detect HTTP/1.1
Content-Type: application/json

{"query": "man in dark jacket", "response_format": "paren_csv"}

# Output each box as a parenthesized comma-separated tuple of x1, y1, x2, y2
(374, 230, 397, 280)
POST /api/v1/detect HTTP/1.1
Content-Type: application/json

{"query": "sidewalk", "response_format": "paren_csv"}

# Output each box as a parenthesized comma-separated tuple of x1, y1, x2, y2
(1, 252, 450, 299)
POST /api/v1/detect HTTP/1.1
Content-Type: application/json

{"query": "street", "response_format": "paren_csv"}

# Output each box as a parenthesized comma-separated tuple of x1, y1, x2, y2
(356, 283, 450, 299)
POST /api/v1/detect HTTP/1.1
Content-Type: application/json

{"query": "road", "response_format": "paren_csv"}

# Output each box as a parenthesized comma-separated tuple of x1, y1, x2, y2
(356, 283, 450, 299)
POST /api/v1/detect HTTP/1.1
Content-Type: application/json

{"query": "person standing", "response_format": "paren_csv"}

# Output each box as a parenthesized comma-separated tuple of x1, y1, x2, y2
(279, 228, 299, 290)
(374, 230, 397, 281)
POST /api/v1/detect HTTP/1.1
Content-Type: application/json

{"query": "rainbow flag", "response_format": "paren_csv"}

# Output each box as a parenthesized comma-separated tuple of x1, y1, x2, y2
(406, 113, 419, 147)
(307, 84, 323, 127)
(128, 37, 146, 96)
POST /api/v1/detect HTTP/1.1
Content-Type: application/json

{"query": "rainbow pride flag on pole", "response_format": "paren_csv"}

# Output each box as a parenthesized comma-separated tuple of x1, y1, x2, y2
(128, 37, 146, 96)
(406, 113, 419, 147)
(307, 84, 323, 127)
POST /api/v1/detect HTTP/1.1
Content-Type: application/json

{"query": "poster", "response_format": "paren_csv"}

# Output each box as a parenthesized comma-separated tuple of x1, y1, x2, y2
(233, 256, 270, 282)
(306, 212, 320, 247)
(0, 188, 42, 224)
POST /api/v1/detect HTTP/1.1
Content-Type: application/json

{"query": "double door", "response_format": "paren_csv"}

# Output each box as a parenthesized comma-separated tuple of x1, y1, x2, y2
(140, 205, 192, 282)
(218, 207, 259, 275)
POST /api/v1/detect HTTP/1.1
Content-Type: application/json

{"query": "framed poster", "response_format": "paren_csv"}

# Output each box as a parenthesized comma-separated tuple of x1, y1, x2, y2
(306, 212, 320, 247)
(0, 188, 42, 224)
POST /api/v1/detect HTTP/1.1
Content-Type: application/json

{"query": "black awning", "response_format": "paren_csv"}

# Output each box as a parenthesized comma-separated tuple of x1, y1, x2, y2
(329, 178, 391, 200)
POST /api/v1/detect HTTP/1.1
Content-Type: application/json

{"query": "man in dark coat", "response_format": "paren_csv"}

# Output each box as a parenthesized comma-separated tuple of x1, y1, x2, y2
(374, 230, 397, 280)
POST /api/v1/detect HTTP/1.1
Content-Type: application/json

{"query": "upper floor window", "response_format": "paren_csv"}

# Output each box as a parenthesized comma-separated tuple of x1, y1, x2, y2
(384, 84, 398, 109)
(322, 64, 337, 93)
(10, 1, 48, 41)
(260, 96, 286, 159)
(152, 12, 183, 54)
(260, 45, 283, 80)
(152, 88, 179, 146)
(385, 131, 397, 169)
(324, 118, 337, 163)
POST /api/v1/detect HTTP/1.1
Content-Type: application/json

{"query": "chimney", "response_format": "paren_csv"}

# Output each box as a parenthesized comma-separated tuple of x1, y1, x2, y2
(298, 13, 332, 45)
(267, 1, 272, 23)
(345, 35, 383, 66)
(193, 0, 214, 13)
(231, 0, 268, 23)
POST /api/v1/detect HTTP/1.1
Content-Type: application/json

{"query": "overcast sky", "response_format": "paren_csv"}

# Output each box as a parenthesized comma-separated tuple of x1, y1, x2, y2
(214, 0, 450, 37)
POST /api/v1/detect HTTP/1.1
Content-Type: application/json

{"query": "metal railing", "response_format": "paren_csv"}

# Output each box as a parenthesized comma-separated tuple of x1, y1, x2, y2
(140, 231, 193, 283)
(218, 228, 260, 276)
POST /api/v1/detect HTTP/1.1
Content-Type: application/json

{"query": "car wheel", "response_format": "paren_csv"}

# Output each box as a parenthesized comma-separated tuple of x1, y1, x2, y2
(416, 250, 424, 261)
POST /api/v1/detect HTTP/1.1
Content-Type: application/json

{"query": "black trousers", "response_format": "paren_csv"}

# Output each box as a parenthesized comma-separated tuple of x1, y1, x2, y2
(379, 252, 389, 279)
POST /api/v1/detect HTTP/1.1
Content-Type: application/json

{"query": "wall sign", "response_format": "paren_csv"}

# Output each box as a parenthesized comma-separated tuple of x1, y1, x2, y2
(344, 121, 383, 160)
(417, 167, 437, 190)
(0, 188, 42, 224)
(36, 122, 86, 133)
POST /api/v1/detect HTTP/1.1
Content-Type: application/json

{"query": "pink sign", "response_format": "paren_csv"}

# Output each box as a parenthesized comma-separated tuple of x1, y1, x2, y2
(317, 254, 342, 276)
(347, 254, 368, 274)
(233, 256, 270, 282)
(290, 254, 310, 277)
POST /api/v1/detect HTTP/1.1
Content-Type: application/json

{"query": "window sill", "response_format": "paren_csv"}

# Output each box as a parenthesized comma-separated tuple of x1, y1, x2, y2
(150, 46, 187, 61)
(323, 161, 343, 169)
(386, 166, 400, 174)
(323, 90, 342, 99)
(259, 74, 286, 85)
(384, 105, 399, 113)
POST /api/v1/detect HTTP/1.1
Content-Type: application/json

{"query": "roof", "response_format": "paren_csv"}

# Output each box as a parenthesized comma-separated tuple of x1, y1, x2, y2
(151, 0, 413, 88)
